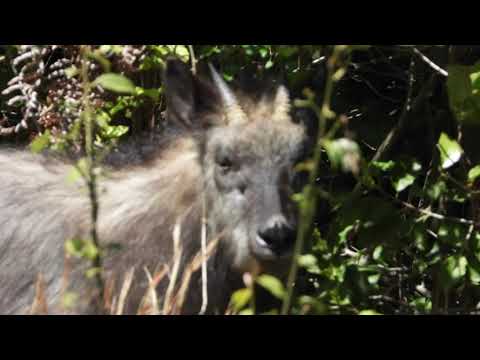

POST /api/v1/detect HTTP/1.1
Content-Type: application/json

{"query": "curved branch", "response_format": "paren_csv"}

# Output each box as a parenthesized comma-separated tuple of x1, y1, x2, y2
(351, 74, 439, 197)
(412, 47, 449, 77)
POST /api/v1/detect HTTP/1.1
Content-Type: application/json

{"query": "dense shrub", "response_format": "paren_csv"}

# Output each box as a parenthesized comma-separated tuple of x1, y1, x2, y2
(1, 45, 480, 315)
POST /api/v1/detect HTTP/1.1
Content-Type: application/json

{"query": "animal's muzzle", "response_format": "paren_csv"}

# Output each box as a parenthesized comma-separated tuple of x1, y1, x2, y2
(257, 222, 297, 256)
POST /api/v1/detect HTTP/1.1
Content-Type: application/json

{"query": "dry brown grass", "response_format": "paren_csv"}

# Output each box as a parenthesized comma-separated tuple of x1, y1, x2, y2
(29, 223, 222, 315)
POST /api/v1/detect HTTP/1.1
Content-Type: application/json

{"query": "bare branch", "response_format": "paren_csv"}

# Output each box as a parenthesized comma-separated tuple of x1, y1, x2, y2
(351, 73, 438, 197)
(163, 218, 183, 314)
(115, 267, 135, 315)
(0, 124, 21, 137)
(199, 196, 209, 315)
(30, 273, 48, 315)
(379, 187, 475, 226)
(412, 47, 448, 77)
(189, 45, 197, 75)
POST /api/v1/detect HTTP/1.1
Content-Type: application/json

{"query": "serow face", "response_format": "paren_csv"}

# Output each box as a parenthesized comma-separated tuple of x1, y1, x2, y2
(164, 58, 308, 274)
(205, 119, 306, 272)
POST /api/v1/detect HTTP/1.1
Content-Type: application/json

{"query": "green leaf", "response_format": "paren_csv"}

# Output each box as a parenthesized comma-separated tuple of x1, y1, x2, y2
(256, 274, 285, 300)
(102, 125, 129, 139)
(66, 158, 89, 184)
(468, 265, 480, 285)
(230, 288, 252, 312)
(98, 45, 123, 56)
(338, 225, 355, 245)
(168, 45, 190, 62)
(368, 274, 381, 285)
(82, 240, 99, 260)
(323, 138, 362, 175)
(468, 165, 480, 182)
(94, 73, 136, 94)
(64, 238, 99, 261)
(412, 224, 429, 252)
(238, 309, 254, 315)
(30, 131, 51, 153)
(298, 254, 318, 268)
(439, 255, 468, 290)
(98, 45, 112, 54)
(222, 73, 234, 82)
(297, 296, 326, 314)
(447, 64, 480, 124)
(135, 87, 162, 101)
(359, 309, 382, 315)
(89, 50, 112, 72)
(379, 158, 421, 192)
(392, 173, 415, 193)
(373, 245, 384, 261)
(447, 65, 472, 110)
(65, 239, 80, 256)
(85, 267, 102, 279)
(437, 223, 468, 247)
(96, 110, 111, 128)
(473, 233, 480, 263)
(437, 133, 463, 169)
(65, 65, 79, 78)
(61, 291, 78, 310)
(65, 238, 85, 258)
(66, 166, 82, 185)
(427, 180, 447, 201)
(411, 160, 422, 172)
(257, 48, 267, 58)
(371, 160, 395, 172)
(410, 297, 432, 313)
(470, 68, 480, 90)
(298, 254, 320, 274)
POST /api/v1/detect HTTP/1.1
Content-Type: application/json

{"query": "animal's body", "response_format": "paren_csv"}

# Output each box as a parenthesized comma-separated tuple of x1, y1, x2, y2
(0, 59, 307, 314)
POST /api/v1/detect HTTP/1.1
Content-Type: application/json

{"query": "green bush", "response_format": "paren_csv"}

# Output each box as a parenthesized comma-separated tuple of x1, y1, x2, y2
(2, 45, 480, 315)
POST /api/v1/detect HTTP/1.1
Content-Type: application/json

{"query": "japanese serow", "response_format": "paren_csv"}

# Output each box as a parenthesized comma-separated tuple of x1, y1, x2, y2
(0, 59, 307, 314)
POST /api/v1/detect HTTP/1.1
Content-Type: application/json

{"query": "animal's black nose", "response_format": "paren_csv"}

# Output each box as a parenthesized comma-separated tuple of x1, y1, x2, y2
(258, 223, 296, 255)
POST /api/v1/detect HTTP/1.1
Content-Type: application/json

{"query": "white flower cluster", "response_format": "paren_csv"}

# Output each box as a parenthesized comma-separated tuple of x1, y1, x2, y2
(1, 45, 53, 133)
(0, 45, 151, 138)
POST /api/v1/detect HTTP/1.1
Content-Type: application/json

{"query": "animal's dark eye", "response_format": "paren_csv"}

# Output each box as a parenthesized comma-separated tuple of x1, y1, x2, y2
(217, 156, 233, 172)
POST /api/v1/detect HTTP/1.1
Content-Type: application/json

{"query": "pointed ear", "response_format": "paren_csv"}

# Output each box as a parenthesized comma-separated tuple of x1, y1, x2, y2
(164, 58, 196, 126)
(164, 58, 223, 127)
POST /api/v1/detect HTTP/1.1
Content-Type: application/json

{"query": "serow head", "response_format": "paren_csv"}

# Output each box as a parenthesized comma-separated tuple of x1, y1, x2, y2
(164, 58, 308, 274)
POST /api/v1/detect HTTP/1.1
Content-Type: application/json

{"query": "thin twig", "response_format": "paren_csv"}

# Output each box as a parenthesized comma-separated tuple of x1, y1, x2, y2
(442, 172, 480, 196)
(30, 273, 48, 315)
(412, 47, 449, 77)
(103, 275, 116, 314)
(137, 264, 169, 315)
(172, 236, 220, 314)
(379, 186, 475, 226)
(281, 46, 343, 315)
(351, 73, 437, 197)
(163, 218, 183, 314)
(137, 267, 163, 315)
(57, 252, 72, 313)
(79, 45, 105, 304)
(0, 124, 20, 136)
(350, 72, 403, 104)
(189, 45, 197, 75)
(115, 267, 135, 315)
(199, 196, 209, 315)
